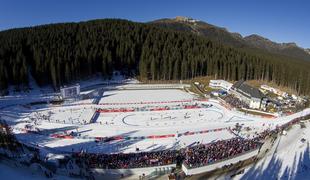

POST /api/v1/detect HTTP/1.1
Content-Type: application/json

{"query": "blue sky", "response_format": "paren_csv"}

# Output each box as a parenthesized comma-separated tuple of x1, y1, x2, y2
(0, 0, 309, 48)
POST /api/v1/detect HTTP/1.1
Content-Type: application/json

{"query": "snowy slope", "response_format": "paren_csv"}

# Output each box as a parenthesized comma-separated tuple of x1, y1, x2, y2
(236, 122, 310, 180)
(0, 161, 78, 180)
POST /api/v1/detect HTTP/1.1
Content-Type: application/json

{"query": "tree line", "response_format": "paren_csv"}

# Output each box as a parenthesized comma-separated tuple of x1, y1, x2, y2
(0, 19, 310, 94)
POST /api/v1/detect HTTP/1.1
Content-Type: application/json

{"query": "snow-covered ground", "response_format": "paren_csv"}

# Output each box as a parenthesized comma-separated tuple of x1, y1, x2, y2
(230, 121, 310, 180)
(0, 159, 78, 180)
(99, 89, 194, 105)
(7, 88, 237, 154)
(2, 86, 309, 155)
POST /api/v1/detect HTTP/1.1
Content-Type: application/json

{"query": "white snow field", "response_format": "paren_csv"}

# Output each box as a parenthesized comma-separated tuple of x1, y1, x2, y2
(1, 86, 309, 155)
(99, 89, 194, 105)
(231, 121, 310, 180)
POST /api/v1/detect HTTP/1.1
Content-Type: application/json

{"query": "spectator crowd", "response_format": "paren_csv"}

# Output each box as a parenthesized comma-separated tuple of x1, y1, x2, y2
(183, 138, 259, 168)
(70, 137, 262, 170)
(72, 149, 178, 169)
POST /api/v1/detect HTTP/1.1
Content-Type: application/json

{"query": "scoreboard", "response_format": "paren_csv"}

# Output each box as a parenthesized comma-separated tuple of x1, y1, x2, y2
(60, 84, 80, 99)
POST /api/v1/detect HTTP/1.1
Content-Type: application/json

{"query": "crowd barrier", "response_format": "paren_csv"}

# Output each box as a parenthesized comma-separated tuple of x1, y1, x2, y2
(50, 134, 74, 139)
(13, 125, 230, 143)
(91, 164, 176, 179)
(99, 99, 193, 105)
(96, 108, 135, 113)
(46, 127, 229, 143)
(96, 103, 211, 113)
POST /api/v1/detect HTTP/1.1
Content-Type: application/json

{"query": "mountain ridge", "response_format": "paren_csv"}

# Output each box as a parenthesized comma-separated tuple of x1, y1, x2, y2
(150, 16, 310, 61)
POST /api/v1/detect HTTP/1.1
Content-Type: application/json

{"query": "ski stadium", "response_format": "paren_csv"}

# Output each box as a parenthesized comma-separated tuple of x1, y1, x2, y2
(1, 79, 310, 180)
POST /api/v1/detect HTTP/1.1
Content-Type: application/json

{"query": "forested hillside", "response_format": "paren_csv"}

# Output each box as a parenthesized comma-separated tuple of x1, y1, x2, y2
(0, 19, 310, 94)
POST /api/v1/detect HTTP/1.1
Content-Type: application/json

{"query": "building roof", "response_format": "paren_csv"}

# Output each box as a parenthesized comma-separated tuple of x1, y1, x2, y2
(210, 79, 233, 85)
(232, 80, 264, 99)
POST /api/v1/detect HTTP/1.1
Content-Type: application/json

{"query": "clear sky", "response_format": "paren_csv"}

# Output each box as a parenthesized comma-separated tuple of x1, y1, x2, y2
(0, 0, 309, 48)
